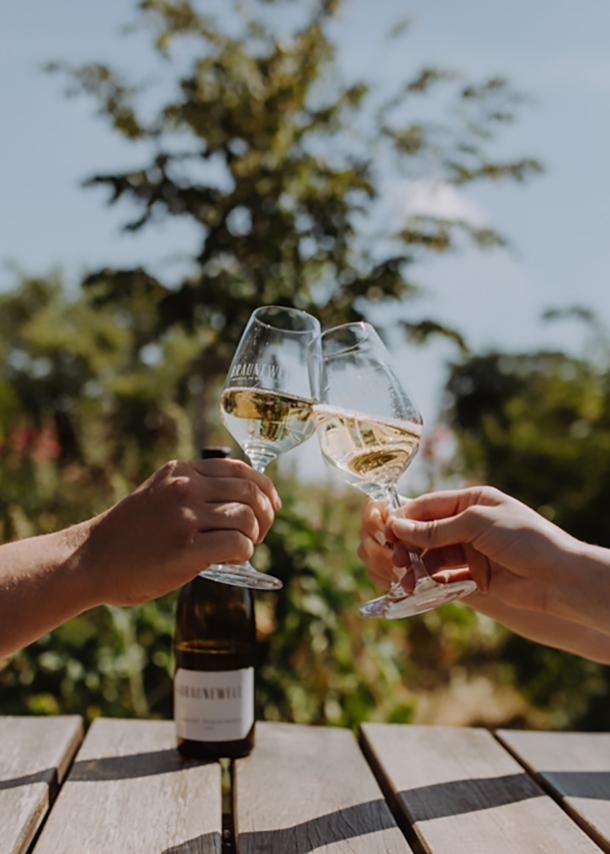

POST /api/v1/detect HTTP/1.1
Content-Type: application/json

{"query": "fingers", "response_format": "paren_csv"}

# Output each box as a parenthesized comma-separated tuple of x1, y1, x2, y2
(387, 504, 494, 553)
(198, 500, 263, 544)
(194, 529, 255, 567)
(358, 533, 474, 595)
(358, 524, 420, 594)
(190, 459, 279, 542)
(361, 498, 391, 540)
(358, 499, 392, 573)
(398, 486, 505, 524)
(357, 531, 394, 588)
(397, 543, 468, 573)
(358, 501, 396, 584)
(429, 566, 474, 585)
(192, 458, 282, 511)
(200, 477, 274, 542)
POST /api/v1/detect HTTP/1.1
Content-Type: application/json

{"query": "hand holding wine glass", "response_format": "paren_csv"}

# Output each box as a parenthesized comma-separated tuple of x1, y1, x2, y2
(199, 305, 321, 590)
(308, 322, 477, 618)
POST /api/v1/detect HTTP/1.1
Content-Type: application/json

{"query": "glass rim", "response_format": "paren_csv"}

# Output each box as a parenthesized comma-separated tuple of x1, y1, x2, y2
(312, 321, 381, 358)
(251, 305, 321, 334)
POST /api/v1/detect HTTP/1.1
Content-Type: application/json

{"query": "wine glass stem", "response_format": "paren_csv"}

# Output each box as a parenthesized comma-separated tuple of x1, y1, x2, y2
(387, 486, 431, 593)
(247, 449, 274, 473)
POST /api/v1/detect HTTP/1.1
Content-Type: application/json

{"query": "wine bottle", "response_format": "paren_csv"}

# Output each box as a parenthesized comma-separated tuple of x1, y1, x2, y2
(174, 447, 256, 759)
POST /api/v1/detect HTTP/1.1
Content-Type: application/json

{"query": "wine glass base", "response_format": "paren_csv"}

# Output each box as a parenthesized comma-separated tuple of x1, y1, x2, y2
(199, 563, 283, 591)
(360, 578, 477, 619)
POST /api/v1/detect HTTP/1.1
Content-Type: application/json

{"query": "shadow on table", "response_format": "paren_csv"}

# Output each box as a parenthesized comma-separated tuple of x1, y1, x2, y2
(397, 772, 542, 822)
(541, 771, 610, 800)
(237, 798, 398, 853)
(68, 748, 209, 781)
(394, 770, 610, 824)
(161, 831, 222, 854)
(0, 768, 56, 790)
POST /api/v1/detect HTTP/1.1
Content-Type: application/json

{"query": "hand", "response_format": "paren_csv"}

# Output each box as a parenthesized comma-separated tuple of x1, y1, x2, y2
(79, 458, 281, 607)
(0, 458, 281, 657)
(387, 486, 582, 613)
(360, 485, 610, 634)
(358, 486, 610, 659)
(360, 486, 581, 610)
(358, 497, 473, 594)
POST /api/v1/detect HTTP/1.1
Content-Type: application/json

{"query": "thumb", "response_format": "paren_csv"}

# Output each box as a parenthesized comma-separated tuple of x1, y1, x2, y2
(388, 510, 483, 551)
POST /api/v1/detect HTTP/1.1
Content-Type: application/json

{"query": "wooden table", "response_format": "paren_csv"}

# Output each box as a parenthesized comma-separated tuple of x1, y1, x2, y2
(2, 716, 610, 853)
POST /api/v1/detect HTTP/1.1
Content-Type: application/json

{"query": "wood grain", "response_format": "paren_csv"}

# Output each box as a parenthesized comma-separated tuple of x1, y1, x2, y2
(0, 714, 82, 854)
(360, 723, 601, 854)
(233, 721, 411, 853)
(33, 718, 222, 854)
(497, 730, 610, 852)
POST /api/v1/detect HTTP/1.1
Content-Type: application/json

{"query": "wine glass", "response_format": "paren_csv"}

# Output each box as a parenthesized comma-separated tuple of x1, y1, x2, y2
(199, 305, 321, 590)
(308, 322, 477, 618)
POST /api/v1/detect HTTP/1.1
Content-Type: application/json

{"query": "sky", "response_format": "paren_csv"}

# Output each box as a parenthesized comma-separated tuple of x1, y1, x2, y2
(2, 0, 610, 483)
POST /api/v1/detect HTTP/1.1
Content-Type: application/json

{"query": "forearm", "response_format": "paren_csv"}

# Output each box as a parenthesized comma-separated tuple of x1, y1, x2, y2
(468, 593, 610, 664)
(546, 540, 610, 638)
(0, 521, 100, 658)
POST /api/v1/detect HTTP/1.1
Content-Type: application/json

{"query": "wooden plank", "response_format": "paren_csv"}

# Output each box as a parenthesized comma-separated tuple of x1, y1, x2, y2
(0, 715, 82, 854)
(232, 721, 411, 853)
(497, 730, 610, 852)
(360, 723, 601, 854)
(32, 718, 222, 854)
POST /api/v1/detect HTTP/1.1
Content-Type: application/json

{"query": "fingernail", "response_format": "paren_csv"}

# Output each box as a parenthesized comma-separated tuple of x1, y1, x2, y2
(373, 531, 387, 546)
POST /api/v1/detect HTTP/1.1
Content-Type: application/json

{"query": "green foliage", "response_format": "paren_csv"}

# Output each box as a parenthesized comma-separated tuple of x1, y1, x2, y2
(0, 277, 408, 724)
(0, 272, 502, 727)
(444, 332, 610, 729)
(254, 485, 417, 728)
(0, 274, 188, 720)
(50, 0, 540, 397)
(446, 349, 610, 546)
(1, 0, 542, 728)
(1, 602, 176, 720)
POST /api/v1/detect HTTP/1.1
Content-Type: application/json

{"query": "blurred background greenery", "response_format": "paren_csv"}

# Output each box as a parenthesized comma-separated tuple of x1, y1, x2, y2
(1, 0, 609, 733)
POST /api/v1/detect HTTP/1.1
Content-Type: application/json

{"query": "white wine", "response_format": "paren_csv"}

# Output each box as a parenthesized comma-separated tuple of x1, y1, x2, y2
(219, 387, 314, 460)
(314, 404, 422, 494)
(174, 448, 256, 760)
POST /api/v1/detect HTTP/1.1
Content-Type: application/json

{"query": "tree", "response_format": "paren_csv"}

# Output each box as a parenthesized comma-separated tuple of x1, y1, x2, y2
(1, 0, 543, 726)
(51, 0, 540, 435)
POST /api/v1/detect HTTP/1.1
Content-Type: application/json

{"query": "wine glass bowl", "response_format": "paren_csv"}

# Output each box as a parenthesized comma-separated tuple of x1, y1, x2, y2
(308, 322, 422, 499)
(200, 305, 321, 591)
(308, 322, 477, 619)
(313, 404, 422, 496)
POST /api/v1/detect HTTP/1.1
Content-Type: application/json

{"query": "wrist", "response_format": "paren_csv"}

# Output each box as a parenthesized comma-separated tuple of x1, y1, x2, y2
(549, 535, 610, 634)
(59, 516, 108, 612)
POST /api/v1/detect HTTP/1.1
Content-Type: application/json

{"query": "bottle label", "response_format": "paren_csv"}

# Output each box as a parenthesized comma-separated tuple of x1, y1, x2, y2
(174, 667, 254, 742)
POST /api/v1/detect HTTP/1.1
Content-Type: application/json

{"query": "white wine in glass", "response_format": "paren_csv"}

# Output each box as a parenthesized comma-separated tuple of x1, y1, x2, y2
(200, 305, 321, 590)
(313, 405, 422, 493)
(309, 322, 477, 618)
(219, 387, 315, 467)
